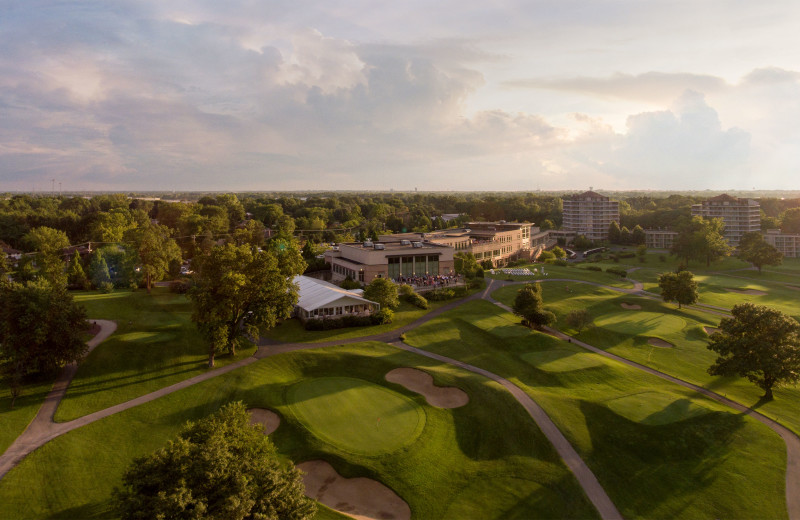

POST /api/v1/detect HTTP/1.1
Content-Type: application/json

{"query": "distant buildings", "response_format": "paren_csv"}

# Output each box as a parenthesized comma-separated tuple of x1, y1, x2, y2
(644, 229, 678, 250)
(691, 194, 760, 248)
(325, 240, 455, 284)
(562, 191, 620, 241)
(382, 221, 553, 268)
(763, 229, 800, 258)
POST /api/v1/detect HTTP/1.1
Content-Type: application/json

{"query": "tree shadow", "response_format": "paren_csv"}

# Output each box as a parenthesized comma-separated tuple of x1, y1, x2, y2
(44, 499, 113, 519)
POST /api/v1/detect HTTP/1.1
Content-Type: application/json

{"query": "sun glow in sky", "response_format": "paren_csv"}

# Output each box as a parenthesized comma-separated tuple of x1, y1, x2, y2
(1, 1, 799, 191)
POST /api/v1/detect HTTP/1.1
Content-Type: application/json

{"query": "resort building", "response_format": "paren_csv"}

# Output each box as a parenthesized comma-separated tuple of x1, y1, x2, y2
(380, 221, 553, 267)
(691, 194, 761, 248)
(325, 240, 455, 284)
(763, 229, 800, 258)
(562, 191, 620, 241)
(292, 275, 380, 321)
(644, 229, 679, 250)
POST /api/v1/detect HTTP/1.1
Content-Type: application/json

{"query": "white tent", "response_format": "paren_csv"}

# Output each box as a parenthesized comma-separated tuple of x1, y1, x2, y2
(292, 275, 379, 320)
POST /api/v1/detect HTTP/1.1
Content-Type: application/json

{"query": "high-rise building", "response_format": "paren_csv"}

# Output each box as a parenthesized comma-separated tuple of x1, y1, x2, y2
(691, 194, 760, 248)
(562, 191, 620, 241)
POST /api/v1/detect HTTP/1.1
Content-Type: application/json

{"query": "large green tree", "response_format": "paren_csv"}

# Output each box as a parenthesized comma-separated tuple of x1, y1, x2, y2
(780, 207, 800, 234)
(658, 270, 699, 309)
(127, 223, 182, 292)
(737, 232, 782, 273)
(189, 244, 304, 367)
(671, 216, 732, 266)
(113, 401, 315, 520)
(512, 283, 555, 329)
(23, 226, 70, 286)
(708, 303, 800, 400)
(0, 280, 88, 407)
(363, 277, 400, 310)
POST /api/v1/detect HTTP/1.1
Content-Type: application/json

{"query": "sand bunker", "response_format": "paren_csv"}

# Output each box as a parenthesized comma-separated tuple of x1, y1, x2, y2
(703, 326, 719, 335)
(299, 460, 411, 520)
(385, 368, 469, 409)
(726, 288, 767, 296)
(620, 302, 642, 310)
(247, 408, 280, 435)
(648, 338, 673, 348)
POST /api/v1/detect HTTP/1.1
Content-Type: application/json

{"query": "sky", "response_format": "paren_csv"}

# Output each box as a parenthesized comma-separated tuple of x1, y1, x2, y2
(1, 1, 799, 192)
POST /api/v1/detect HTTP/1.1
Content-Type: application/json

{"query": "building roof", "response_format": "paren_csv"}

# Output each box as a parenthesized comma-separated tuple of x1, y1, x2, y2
(293, 275, 378, 312)
(569, 190, 609, 200)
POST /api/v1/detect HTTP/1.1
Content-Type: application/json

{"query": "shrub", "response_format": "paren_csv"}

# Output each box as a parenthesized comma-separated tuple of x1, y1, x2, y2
(638, 256, 646, 263)
(659, 255, 667, 262)
(398, 284, 414, 297)
(340, 277, 361, 290)
(427, 288, 456, 301)
(169, 279, 192, 294)
(606, 267, 628, 278)
(97, 281, 114, 294)
(468, 278, 486, 290)
(552, 259, 569, 267)
(583, 265, 602, 271)
(406, 292, 429, 309)
(373, 308, 394, 324)
(619, 252, 636, 259)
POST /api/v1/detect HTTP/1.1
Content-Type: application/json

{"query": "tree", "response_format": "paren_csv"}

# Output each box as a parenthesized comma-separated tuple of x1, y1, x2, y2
(23, 226, 70, 287)
(608, 221, 621, 244)
(780, 207, 800, 234)
(66, 251, 89, 289)
(566, 309, 593, 332)
(0, 280, 88, 407)
(88, 249, 112, 288)
(234, 219, 267, 249)
(631, 225, 646, 245)
(737, 232, 782, 274)
(113, 402, 316, 520)
(658, 271, 698, 309)
(128, 223, 182, 292)
(708, 303, 800, 401)
(0, 251, 8, 277)
(671, 216, 732, 266)
(512, 283, 555, 330)
(363, 277, 399, 310)
(190, 244, 303, 367)
(454, 252, 479, 277)
(551, 246, 566, 259)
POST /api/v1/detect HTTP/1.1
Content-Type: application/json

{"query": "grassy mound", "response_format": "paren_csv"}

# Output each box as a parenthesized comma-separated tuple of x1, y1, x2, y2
(594, 311, 685, 335)
(605, 392, 712, 425)
(521, 349, 604, 372)
(288, 377, 425, 455)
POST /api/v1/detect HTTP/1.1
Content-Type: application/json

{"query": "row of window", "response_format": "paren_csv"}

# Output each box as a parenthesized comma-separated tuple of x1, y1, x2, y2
(332, 262, 365, 282)
(387, 255, 440, 278)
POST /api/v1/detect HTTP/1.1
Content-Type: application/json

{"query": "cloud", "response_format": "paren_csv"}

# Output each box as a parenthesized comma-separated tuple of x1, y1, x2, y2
(504, 72, 730, 105)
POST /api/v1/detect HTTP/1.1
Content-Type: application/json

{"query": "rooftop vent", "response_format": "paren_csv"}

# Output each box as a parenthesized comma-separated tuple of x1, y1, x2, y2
(363, 241, 374, 248)
(400, 239, 411, 245)
(374, 243, 385, 250)
(412, 242, 423, 248)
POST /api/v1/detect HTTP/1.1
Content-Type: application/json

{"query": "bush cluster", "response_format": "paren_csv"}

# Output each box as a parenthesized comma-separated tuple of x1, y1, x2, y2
(304, 308, 394, 330)
(606, 267, 628, 278)
(405, 292, 429, 309)
(426, 286, 471, 301)
(169, 279, 192, 294)
(583, 265, 603, 272)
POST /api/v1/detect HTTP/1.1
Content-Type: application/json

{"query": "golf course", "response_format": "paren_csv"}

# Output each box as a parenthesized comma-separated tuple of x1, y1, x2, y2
(1, 254, 799, 519)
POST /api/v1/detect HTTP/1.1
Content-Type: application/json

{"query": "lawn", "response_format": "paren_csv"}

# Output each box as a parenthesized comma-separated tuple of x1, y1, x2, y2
(0, 376, 56, 455)
(493, 281, 800, 437)
(485, 262, 636, 289)
(404, 300, 788, 520)
(0, 342, 598, 520)
(54, 287, 256, 422)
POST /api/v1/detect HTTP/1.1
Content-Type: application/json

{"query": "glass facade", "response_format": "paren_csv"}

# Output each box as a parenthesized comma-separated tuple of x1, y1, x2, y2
(388, 254, 441, 278)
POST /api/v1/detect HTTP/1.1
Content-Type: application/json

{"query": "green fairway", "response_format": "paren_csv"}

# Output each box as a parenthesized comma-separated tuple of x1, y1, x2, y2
(55, 287, 255, 422)
(288, 377, 425, 455)
(605, 391, 712, 425)
(595, 311, 686, 335)
(404, 300, 788, 520)
(0, 342, 598, 520)
(521, 350, 604, 372)
(485, 262, 636, 289)
(443, 477, 557, 520)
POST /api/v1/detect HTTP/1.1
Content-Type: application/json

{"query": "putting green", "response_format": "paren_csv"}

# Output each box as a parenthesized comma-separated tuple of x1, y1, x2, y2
(521, 350, 604, 372)
(606, 392, 712, 425)
(595, 311, 686, 336)
(443, 476, 565, 519)
(288, 377, 425, 455)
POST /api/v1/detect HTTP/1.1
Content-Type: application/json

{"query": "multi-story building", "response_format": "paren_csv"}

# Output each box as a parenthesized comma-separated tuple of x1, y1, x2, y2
(691, 194, 760, 248)
(562, 191, 620, 241)
(325, 240, 455, 284)
(644, 229, 679, 250)
(380, 221, 553, 267)
(763, 229, 800, 258)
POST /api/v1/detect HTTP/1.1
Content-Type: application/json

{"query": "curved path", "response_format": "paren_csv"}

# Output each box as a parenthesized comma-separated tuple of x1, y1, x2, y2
(0, 278, 797, 520)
